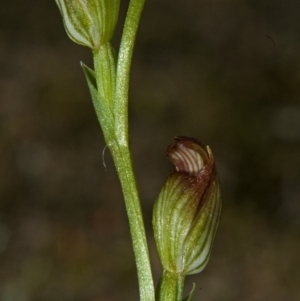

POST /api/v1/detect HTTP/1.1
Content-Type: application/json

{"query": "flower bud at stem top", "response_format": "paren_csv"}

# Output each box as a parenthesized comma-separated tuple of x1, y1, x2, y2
(55, 0, 120, 50)
(153, 136, 222, 275)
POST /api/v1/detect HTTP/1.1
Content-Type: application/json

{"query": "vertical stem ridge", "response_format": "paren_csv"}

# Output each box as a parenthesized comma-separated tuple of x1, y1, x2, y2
(115, 0, 146, 146)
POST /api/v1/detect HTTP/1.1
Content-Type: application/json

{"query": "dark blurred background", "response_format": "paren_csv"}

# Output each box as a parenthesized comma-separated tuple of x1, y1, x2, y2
(1, 0, 300, 300)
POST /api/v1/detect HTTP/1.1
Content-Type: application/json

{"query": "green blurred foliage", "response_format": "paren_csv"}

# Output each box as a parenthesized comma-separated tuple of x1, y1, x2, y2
(0, 0, 300, 300)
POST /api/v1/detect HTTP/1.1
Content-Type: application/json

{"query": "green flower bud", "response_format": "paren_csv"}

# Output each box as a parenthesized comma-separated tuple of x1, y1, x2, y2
(55, 0, 120, 49)
(153, 136, 222, 275)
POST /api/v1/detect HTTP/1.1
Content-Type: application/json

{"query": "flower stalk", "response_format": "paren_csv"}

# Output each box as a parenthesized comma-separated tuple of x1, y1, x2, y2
(156, 270, 185, 301)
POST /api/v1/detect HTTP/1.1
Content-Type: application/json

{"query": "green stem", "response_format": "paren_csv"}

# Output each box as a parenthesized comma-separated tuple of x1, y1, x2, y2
(157, 270, 185, 301)
(93, 44, 116, 138)
(92, 1, 155, 299)
(110, 143, 155, 301)
(93, 43, 116, 110)
(115, 0, 146, 146)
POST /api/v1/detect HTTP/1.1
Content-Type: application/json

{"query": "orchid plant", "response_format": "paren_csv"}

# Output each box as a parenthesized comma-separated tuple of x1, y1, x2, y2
(54, 1, 222, 300)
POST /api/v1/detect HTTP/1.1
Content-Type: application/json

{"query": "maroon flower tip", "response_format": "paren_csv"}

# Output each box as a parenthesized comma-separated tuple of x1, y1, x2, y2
(166, 136, 212, 175)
